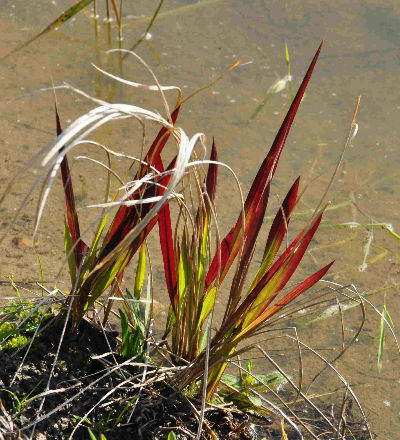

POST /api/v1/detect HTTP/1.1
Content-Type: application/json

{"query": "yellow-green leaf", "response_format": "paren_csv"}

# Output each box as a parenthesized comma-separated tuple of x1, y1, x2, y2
(378, 304, 394, 371)
(167, 431, 177, 440)
(197, 213, 209, 283)
(86, 249, 130, 308)
(134, 243, 146, 299)
(195, 287, 216, 333)
(2, 0, 94, 61)
(86, 213, 109, 270)
(178, 236, 190, 307)
(285, 41, 291, 77)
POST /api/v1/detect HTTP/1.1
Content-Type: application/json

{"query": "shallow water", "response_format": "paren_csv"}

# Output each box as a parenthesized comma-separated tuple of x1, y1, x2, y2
(0, 1, 399, 438)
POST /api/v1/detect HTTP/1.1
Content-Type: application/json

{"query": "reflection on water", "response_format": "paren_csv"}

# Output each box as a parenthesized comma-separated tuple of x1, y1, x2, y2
(0, 1, 399, 438)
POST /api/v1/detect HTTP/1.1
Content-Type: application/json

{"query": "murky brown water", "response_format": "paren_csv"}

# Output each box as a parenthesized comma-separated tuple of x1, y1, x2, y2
(1, 0, 400, 438)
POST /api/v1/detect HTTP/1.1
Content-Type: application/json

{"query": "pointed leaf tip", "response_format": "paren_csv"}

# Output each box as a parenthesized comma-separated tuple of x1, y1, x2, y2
(206, 138, 218, 205)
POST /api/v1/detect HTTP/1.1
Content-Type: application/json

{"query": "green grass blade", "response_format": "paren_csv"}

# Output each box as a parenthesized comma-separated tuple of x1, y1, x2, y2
(167, 431, 177, 440)
(197, 213, 209, 283)
(387, 227, 400, 241)
(81, 212, 110, 281)
(37, 254, 45, 298)
(126, 0, 165, 53)
(86, 250, 130, 309)
(285, 41, 291, 77)
(134, 244, 146, 300)
(87, 427, 97, 440)
(195, 287, 216, 333)
(119, 309, 132, 358)
(126, 289, 145, 335)
(178, 237, 190, 307)
(144, 274, 152, 325)
(113, 396, 138, 427)
(1, 0, 94, 61)
(164, 305, 176, 336)
(378, 304, 394, 371)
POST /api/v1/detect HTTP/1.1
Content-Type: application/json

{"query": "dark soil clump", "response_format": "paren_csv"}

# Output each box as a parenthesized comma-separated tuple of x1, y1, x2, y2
(0, 320, 372, 439)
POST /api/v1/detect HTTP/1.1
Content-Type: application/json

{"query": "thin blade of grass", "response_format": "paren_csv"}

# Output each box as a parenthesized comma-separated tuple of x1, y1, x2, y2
(178, 234, 190, 308)
(64, 220, 77, 285)
(244, 214, 324, 322)
(217, 214, 323, 336)
(205, 42, 323, 288)
(110, 0, 121, 28)
(56, 104, 85, 267)
(158, 200, 178, 307)
(1, 0, 94, 61)
(253, 177, 300, 287)
(126, 0, 165, 54)
(134, 243, 146, 300)
(225, 183, 271, 319)
(377, 304, 394, 371)
(195, 287, 216, 334)
(206, 138, 218, 205)
(236, 261, 334, 342)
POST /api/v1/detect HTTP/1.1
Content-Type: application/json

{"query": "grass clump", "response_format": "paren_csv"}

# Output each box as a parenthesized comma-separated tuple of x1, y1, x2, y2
(157, 42, 332, 404)
(0, 42, 375, 439)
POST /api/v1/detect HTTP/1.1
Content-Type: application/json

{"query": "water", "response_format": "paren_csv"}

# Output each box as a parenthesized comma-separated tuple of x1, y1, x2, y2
(0, 1, 399, 437)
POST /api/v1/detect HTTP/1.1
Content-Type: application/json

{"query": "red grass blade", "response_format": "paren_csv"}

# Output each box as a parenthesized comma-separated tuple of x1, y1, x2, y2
(206, 138, 218, 206)
(246, 214, 323, 317)
(100, 151, 176, 259)
(225, 183, 271, 316)
(55, 104, 86, 266)
(260, 261, 335, 320)
(234, 261, 334, 343)
(259, 177, 300, 276)
(158, 157, 178, 308)
(245, 42, 323, 210)
(218, 214, 323, 337)
(205, 42, 323, 288)
(158, 202, 177, 306)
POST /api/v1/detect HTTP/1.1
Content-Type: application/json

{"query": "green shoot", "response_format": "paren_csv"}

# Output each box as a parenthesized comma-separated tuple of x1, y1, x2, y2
(111, 396, 138, 428)
(126, 0, 165, 54)
(88, 427, 97, 440)
(247, 42, 293, 123)
(220, 361, 286, 409)
(285, 41, 291, 77)
(1, 0, 94, 61)
(377, 303, 394, 371)
(9, 275, 22, 302)
(0, 380, 42, 414)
